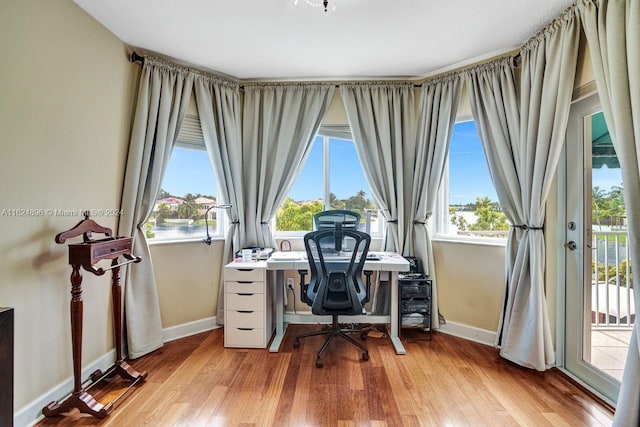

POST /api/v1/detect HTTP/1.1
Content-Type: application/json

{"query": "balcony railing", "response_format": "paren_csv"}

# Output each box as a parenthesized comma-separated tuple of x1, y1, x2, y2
(591, 230, 634, 328)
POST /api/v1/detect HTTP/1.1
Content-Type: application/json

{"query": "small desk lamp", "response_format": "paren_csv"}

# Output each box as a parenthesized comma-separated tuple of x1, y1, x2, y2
(203, 204, 232, 245)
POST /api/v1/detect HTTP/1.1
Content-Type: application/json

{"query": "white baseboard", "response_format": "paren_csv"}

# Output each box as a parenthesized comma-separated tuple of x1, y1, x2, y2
(162, 316, 221, 342)
(16, 349, 116, 427)
(17, 317, 221, 427)
(437, 321, 497, 347)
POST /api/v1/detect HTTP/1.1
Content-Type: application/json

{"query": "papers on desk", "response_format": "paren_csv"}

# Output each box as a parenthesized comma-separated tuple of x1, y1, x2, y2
(270, 251, 303, 261)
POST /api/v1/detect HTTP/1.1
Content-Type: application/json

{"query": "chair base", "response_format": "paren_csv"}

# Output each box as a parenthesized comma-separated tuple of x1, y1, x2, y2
(293, 316, 369, 368)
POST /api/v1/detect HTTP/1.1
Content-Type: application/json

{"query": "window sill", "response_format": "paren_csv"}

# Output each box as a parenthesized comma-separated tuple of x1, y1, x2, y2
(431, 235, 507, 248)
(148, 236, 225, 246)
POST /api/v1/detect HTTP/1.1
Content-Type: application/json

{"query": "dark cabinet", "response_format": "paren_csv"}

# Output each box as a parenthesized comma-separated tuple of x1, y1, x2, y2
(0, 307, 14, 427)
(398, 274, 432, 341)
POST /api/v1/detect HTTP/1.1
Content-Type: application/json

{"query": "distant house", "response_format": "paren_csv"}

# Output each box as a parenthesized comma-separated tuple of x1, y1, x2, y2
(194, 196, 217, 217)
(154, 196, 184, 212)
(195, 196, 215, 209)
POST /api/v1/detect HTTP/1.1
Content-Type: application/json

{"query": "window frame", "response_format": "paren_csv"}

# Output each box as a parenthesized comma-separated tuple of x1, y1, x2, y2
(432, 118, 507, 246)
(274, 128, 384, 238)
(147, 114, 226, 244)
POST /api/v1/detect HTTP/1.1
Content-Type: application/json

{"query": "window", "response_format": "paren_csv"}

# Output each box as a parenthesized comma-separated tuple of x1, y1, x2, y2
(436, 120, 508, 240)
(275, 133, 381, 235)
(146, 115, 223, 241)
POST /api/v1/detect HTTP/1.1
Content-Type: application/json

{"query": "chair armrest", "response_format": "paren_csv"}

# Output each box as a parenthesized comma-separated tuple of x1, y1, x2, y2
(298, 269, 311, 305)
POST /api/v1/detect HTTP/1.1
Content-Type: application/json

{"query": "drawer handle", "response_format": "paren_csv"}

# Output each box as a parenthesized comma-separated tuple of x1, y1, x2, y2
(238, 310, 254, 314)
(237, 293, 254, 296)
(238, 281, 253, 284)
(237, 268, 254, 272)
(238, 327, 254, 331)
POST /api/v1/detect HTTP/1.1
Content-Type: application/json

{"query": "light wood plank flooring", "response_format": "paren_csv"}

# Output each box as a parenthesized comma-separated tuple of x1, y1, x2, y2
(36, 326, 614, 426)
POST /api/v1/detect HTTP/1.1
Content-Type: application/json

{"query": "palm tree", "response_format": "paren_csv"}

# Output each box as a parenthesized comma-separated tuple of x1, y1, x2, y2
(609, 184, 626, 229)
(177, 197, 199, 220)
(592, 186, 608, 230)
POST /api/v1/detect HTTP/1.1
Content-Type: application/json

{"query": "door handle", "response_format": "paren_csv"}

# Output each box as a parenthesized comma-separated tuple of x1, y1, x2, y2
(565, 241, 577, 251)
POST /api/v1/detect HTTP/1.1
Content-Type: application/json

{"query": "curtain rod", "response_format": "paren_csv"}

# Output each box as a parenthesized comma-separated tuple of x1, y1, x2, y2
(128, 51, 520, 87)
(129, 51, 145, 65)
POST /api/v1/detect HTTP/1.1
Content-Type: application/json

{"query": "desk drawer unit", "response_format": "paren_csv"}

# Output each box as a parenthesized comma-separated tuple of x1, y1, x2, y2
(224, 262, 273, 348)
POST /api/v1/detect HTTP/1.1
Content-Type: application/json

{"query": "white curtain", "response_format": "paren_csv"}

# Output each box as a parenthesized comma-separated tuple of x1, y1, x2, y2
(119, 58, 194, 358)
(194, 74, 243, 322)
(476, 9, 580, 371)
(578, 0, 640, 423)
(412, 77, 462, 329)
(241, 84, 335, 247)
(340, 80, 461, 323)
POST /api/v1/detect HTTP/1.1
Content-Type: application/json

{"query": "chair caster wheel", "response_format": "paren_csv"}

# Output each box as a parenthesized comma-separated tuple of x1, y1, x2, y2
(361, 352, 370, 361)
(293, 339, 300, 348)
(316, 358, 323, 368)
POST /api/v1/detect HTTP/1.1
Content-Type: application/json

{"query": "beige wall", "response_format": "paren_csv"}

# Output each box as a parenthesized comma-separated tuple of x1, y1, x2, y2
(433, 241, 505, 331)
(0, 0, 137, 413)
(0, 1, 599, 419)
(150, 240, 225, 327)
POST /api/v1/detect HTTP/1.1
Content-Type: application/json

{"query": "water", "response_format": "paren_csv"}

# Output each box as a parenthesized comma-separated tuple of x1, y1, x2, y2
(150, 223, 208, 241)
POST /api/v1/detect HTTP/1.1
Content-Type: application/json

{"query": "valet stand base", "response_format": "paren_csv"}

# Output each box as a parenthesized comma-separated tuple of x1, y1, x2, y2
(42, 360, 146, 419)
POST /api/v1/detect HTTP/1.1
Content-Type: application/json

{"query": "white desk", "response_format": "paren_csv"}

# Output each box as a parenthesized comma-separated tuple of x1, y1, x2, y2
(265, 251, 409, 355)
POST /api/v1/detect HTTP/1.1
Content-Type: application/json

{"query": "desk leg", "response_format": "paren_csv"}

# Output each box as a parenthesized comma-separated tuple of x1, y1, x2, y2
(389, 271, 406, 355)
(269, 270, 288, 352)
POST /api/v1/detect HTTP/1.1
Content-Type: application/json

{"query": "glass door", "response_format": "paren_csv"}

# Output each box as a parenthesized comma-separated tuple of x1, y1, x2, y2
(564, 93, 630, 404)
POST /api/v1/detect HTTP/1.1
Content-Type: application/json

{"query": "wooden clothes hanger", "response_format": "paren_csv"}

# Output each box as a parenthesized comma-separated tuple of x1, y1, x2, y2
(55, 211, 113, 244)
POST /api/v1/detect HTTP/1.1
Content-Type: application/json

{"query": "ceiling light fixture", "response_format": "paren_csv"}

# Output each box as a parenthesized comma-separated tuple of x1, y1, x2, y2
(294, 0, 336, 13)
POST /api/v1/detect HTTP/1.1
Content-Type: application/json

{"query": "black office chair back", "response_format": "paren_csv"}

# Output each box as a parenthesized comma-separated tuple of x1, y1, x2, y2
(303, 223, 370, 316)
(313, 210, 361, 231)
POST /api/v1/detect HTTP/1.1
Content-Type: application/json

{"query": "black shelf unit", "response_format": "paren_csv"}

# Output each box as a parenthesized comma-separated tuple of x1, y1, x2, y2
(398, 273, 432, 341)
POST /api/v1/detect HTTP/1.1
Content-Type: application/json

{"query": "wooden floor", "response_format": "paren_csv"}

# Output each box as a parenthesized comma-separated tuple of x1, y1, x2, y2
(36, 326, 614, 426)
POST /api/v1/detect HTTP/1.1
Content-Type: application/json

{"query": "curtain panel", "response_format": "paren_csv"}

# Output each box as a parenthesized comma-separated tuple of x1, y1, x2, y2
(119, 58, 194, 358)
(340, 80, 461, 323)
(489, 7, 580, 371)
(578, 0, 640, 424)
(412, 77, 462, 329)
(241, 84, 335, 248)
(340, 83, 416, 313)
(194, 74, 243, 323)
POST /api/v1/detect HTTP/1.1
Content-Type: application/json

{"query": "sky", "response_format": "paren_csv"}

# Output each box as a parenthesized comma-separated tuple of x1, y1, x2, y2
(288, 136, 371, 201)
(162, 123, 623, 205)
(448, 121, 497, 205)
(162, 148, 217, 197)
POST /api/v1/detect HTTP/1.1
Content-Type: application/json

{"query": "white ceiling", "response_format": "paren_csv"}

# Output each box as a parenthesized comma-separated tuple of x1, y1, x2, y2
(74, 0, 575, 81)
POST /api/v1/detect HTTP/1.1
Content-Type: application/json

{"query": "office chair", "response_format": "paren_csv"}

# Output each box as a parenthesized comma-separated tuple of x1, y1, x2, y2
(313, 210, 361, 231)
(294, 222, 372, 368)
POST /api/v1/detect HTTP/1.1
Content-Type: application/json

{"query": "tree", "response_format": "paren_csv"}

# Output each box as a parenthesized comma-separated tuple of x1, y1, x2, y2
(156, 202, 172, 224)
(145, 221, 155, 239)
(449, 207, 469, 231)
(592, 186, 609, 230)
(276, 198, 323, 231)
(329, 193, 345, 210)
(592, 184, 626, 229)
(608, 185, 626, 229)
(177, 197, 199, 220)
(344, 190, 373, 214)
(468, 196, 509, 232)
(158, 189, 171, 199)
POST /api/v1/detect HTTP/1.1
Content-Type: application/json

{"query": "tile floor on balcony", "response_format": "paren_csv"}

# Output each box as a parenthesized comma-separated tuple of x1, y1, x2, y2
(591, 329, 633, 381)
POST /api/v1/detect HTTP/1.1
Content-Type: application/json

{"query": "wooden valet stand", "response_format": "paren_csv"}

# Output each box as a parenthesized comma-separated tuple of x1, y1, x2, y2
(43, 213, 146, 419)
